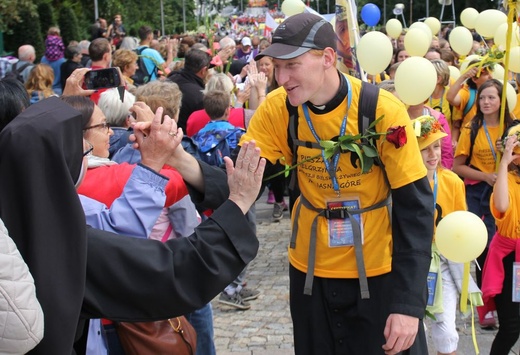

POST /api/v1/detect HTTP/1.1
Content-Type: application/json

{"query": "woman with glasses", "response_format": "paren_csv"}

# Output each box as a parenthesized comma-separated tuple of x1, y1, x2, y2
(0, 74, 265, 354)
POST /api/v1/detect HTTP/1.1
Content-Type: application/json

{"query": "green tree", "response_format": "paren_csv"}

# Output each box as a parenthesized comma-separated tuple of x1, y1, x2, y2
(0, 0, 37, 33)
(58, 4, 81, 44)
(4, 8, 44, 58)
(38, 1, 56, 37)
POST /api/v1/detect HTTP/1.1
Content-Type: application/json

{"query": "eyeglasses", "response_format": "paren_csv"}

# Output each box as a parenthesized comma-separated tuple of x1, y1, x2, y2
(83, 141, 94, 157)
(83, 122, 111, 133)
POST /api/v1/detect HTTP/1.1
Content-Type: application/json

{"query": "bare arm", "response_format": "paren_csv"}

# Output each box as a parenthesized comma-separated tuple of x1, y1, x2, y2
(452, 155, 497, 186)
(446, 67, 478, 107)
(494, 136, 518, 212)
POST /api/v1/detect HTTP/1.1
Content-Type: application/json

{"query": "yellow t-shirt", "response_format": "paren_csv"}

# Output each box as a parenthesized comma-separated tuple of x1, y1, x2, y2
(433, 168, 467, 239)
(512, 93, 520, 120)
(241, 75, 427, 279)
(490, 172, 520, 239)
(454, 122, 500, 173)
(453, 85, 477, 127)
(428, 86, 452, 128)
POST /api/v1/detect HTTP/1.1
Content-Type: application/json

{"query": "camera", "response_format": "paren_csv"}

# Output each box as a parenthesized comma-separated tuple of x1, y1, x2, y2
(84, 68, 122, 90)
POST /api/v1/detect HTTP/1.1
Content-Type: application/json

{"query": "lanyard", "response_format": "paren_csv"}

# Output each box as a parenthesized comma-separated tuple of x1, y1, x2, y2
(302, 77, 352, 196)
(433, 170, 438, 210)
(429, 88, 444, 113)
(482, 121, 497, 162)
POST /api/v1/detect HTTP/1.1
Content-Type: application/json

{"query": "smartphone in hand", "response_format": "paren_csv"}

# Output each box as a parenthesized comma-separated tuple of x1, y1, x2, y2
(84, 68, 122, 90)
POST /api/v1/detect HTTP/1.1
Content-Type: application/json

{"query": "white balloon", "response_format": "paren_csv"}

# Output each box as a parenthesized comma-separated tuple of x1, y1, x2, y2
(281, 0, 305, 16)
(357, 31, 393, 75)
(395, 57, 437, 105)
(448, 26, 474, 56)
(475, 9, 507, 38)
(409, 21, 433, 40)
(404, 28, 430, 57)
(494, 22, 520, 48)
(424, 17, 441, 35)
(448, 65, 460, 80)
(497, 79, 518, 113)
(460, 8, 479, 30)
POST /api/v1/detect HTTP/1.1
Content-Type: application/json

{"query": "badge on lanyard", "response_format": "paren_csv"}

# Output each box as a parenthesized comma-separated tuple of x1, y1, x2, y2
(427, 271, 438, 306)
(326, 196, 363, 247)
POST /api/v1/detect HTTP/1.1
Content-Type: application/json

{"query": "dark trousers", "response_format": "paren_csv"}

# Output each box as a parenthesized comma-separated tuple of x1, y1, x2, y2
(490, 252, 520, 355)
(289, 265, 427, 355)
(465, 182, 496, 287)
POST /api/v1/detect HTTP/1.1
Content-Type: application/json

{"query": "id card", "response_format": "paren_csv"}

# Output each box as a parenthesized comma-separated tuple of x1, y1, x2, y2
(327, 197, 363, 247)
(512, 262, 520, 302)
(426, 272, 438, 306)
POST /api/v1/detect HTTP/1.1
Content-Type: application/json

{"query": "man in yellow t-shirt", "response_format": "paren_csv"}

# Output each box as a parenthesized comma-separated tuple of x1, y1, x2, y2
(240, 13, 433, 355)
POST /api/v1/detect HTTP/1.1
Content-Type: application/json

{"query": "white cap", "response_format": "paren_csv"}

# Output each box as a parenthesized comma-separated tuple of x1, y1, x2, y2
(241, 37, 252, 47)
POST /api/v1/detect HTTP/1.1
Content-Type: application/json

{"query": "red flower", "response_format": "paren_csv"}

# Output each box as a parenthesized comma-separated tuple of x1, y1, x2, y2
(386, 126, 407, 149)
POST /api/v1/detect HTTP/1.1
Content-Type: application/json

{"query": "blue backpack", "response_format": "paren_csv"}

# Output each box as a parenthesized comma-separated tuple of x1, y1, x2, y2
(192, 121, 245, 166)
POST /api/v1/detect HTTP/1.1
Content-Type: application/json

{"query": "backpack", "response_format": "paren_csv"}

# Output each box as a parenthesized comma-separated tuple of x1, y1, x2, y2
(131, 47, 156, 86)
(192, 121, 246, 166)
(4, 62, 32, 83)
(286, 81, 384, 209)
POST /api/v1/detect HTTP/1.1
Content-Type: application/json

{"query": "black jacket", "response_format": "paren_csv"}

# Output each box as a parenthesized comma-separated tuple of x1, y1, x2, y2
(168, 69, 205, 133)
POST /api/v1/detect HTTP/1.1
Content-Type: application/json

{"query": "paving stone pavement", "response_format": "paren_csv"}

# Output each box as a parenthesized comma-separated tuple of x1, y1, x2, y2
(211, 192, 520, 354)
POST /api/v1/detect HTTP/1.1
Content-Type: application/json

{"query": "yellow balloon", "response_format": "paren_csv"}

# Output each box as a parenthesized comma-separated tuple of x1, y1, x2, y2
(357, 31, 393, 75)
(509, 46, 520, 74)
(395, 57, 437, 105)
(460, 8, 479, 30)
(386, 19, 403, 39)
(281, 0, 305, 16)
(435, 211, 487, 263)
(492, 64, 505, 80)
(410, 21, 433, 40)
(505, 81, 518, 113)
(424, 17, 441, 35)
(404, 28, 430, 57)
(475, 9, 507, 38)
(494, 22, 520, 48)
(448, 65, 460, 80)
(449, 26, 474, 56)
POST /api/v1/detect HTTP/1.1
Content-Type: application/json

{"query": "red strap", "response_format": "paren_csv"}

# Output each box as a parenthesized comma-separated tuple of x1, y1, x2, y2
(161, 223, 173, 243)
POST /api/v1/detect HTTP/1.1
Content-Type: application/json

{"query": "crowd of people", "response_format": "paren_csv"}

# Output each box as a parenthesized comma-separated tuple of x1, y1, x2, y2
(1, 7, 520, 355)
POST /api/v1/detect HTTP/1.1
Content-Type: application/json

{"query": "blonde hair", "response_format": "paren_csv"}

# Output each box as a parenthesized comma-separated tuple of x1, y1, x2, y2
(25, 64, 55, 98)
(203, 73, 234, 94)
(430, 59, 450, 87)
(112, 49, 138, 73)
(135, 81, 182, 119)
(47, 26, 60, 36)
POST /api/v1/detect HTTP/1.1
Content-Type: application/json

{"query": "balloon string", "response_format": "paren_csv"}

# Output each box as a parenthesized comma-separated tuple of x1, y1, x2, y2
(460, 262, 470, 313)
(497, 2, 516, 171)
(470, 296, 480, 354)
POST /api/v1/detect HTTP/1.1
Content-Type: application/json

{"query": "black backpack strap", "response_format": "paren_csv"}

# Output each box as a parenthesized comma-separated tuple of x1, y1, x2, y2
(357, 81, 392, 219)
(357, 81, 379, 143)
(286, 98, 299, 190)
(465, 118, 480, 166)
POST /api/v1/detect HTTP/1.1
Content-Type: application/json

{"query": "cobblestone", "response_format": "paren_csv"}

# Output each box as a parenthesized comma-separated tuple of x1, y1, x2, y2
(212, 192, 520, 354)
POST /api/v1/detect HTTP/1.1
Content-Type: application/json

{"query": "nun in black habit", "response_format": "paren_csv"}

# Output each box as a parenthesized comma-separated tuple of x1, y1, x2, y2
(0, 96, 265, 354)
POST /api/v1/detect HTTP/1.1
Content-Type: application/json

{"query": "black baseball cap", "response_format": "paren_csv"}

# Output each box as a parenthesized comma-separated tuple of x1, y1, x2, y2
(255, 13, 336, 60)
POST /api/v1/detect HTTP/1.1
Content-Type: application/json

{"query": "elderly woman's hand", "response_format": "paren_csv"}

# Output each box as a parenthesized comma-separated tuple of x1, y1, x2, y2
(62, 68, 96, 97)
(224, 141, 266, 214)
(130, 102, 155, 122)
(132, 107, 183, 172)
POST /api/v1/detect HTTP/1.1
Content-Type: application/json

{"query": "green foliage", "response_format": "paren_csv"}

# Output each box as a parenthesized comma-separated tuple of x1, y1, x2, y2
(0, 0, 37, 33)
(58, 5, 81, 44)
(4, 8, 44, 59)
(38, 2, 56, 38)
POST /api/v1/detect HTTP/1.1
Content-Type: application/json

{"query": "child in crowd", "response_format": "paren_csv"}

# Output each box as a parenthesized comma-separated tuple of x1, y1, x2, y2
(45, 27, 65, 62)
(414, 115, 482, 355)
(480, 122, 520, 355)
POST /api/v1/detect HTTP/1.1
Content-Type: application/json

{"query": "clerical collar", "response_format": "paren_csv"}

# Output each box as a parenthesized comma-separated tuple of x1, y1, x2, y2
(305, 71, 348, 115)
